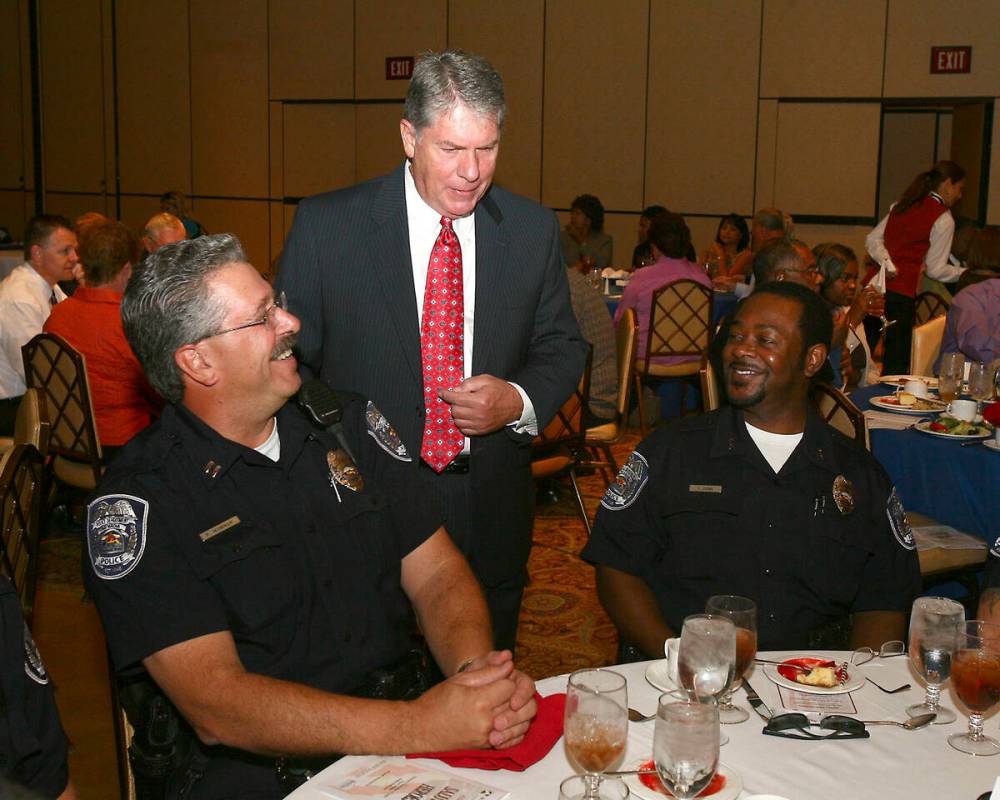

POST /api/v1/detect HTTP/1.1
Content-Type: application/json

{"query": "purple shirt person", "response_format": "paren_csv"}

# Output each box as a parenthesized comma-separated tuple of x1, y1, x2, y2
(938, 278, 1000, 367)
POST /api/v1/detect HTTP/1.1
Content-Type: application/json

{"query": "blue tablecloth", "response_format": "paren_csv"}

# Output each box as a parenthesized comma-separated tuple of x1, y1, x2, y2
(851, 382, 999, 545)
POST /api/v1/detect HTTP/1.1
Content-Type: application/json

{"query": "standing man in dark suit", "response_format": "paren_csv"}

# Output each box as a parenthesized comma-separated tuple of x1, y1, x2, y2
(276, 50, 586, 652)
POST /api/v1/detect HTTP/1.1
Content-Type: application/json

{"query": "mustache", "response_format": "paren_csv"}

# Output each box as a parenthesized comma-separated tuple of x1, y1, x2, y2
(270, 333, 298, 360)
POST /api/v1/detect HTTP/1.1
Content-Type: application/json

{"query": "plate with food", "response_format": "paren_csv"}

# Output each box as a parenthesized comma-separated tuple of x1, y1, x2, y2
(985, 439, 1000, 454)
(879, 374, 939, 388)
(762, 657, 865, 695)
(645, 660, 677, 692)
(869, 393, 946, 415)
(913, 416, 993, 440)
(624, 759, 742, 800)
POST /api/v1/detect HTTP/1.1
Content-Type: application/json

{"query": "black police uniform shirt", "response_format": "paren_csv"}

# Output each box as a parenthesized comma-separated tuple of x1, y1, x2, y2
(0, 577, 70, 798)
(582, 406, 922, 650)
(83, 395, 441, 796)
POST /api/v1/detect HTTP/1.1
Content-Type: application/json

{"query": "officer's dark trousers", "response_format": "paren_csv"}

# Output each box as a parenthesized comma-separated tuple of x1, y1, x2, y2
(882, 291, 916, 376)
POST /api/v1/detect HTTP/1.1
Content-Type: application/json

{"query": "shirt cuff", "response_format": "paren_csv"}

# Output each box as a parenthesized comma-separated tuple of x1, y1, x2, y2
(507, 382, 537, 436)
(882, 257, 897, 278)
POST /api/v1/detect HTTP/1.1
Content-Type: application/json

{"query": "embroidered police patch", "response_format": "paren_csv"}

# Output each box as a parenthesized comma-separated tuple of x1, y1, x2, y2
(23, 626, 48, 685)
(990, 536, 1000, 560)
(366, 401, 411, 462)
(601, 451, 650, 511)
(886, 488, 915, 550)
(87, 494, 149, 580)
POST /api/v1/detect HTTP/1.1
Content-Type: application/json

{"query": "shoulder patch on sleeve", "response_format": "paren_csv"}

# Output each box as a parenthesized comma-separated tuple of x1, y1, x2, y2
(886, 488, 915, 551)
(990, 536, 1000, 560)
(87, 494, 149, 580)
(600, 451, 650, 511)
(365, 401, 412, 462)
(23, 626, 49, 685)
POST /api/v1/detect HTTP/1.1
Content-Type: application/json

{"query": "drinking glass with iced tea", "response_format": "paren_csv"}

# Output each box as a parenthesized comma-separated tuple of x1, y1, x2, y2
(563, 668, 628, 799)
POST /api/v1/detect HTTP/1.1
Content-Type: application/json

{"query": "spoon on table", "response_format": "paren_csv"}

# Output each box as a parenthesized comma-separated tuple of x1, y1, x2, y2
(860, 713, 936, 730)
(628, 707, 655, 722)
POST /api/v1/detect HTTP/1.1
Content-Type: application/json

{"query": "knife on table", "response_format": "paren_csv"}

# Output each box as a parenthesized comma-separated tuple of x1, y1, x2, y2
(743, 680, 773, 721)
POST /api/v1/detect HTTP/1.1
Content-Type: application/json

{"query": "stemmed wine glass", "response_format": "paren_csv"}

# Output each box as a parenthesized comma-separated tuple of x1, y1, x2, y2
(968, 361, 993, 414)
(949, 620, 1000, 756)
(906, 596, 964, 724)
(653, 689, 720, 800)
(938, 352, 966, 404)
(563, 669, 628, 799)
(677, 614, 736, 745)
(704, 595, 756, 724)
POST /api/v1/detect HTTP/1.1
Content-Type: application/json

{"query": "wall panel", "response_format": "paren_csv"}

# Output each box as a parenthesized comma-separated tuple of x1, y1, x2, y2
(755, 100, 779, 210)
(761, 0, 885, 98)
(44, 192, 109, 222)
(191, 199, 270, 272)
(0, 1, 25, 188)
(647, 0, 760, 216)
(0, 191, 28, 240)
(878, 113, 937, 218)
(39, 1, 106, 193)
(542, 0, 647, 212)
(190, 0, 269, 198)
(270, 0, 353, 100)
(355, 104, 406, 183)
(116, 0, 191, 195)
(283, 105, 356, 198)
(885, 0, 1000, 98)
(118, 195, 161, 239)
(449, 0, 544, 201)
(990, 101, 1000, 225)
(773, 102, 881, 218)
(355, 1, 446, 100)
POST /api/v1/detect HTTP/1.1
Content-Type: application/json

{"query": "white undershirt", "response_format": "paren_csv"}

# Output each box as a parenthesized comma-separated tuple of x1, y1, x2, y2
(254, 418, 280, 462)
(744, 421, 803, 474)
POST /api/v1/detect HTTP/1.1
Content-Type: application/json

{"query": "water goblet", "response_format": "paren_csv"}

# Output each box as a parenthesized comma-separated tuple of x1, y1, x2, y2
(938, 352, 966, 403)
(906, 596, 964, 724)
(564, 668, 628, 799)
(678, 614, 735, 745)
(704, 595, 756, 724)
(559, 775, 630, 800)
(653, 689, 720, 800)
(949, 620, 1000, 756)
(968, 361, 993, 413)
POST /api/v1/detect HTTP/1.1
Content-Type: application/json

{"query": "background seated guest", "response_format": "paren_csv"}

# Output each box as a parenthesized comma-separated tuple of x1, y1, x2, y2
(86, 234, 536, 798)
(0, 215, 78, 435)
(937, 277, 1000, 368)
(44, 220, 162, 452)
(565, 266, 617, 425)
(584, 282, 921, 656)
(716, 206, 786, 284)
(142, 212, 187, 255)
(561, 193, 613, 271)
(159, 190, 205, 239)
(632, 204, 667, 268)
(752, 238, 820, 292)
(614, 212, 711, 366)
(699, 213, 749, 277)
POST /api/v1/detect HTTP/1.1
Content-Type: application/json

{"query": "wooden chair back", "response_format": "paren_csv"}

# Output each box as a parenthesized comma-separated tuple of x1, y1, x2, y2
(811, 382, 868, 449)
(914, 291, 950, 326)
(613, 308, 638, 421)
(699, 355, 720, 412)
(534, 349, 592, 452)
(910, 315, 947, 377)
(641, 280, 713, 370)
(0, 444, 44, 620)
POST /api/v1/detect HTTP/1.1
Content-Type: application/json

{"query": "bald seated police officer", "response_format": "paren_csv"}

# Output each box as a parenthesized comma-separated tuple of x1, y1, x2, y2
(583, 282, 921, 657)
(83, 234, 536, 800)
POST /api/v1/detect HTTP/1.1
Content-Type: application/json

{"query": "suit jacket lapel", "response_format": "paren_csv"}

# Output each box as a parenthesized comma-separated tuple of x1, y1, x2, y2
(368, 165, 422, 383)
(472, 190, 508, 374)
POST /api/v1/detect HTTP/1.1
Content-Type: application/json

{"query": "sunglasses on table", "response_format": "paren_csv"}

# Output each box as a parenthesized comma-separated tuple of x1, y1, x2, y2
(763, 713, 869, 741)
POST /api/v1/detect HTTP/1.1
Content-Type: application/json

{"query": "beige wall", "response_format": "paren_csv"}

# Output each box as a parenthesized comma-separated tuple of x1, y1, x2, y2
(3, 0, 997, 268)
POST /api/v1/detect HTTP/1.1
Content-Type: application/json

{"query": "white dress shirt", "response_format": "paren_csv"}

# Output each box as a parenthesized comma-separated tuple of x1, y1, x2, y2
(0, 263, 66, 398)
(403, 161, 537, 441)
(865, 193, 965, 284)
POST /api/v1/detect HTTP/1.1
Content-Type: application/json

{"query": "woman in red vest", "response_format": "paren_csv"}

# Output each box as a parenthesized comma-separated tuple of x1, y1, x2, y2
(865, 161, 967, 375)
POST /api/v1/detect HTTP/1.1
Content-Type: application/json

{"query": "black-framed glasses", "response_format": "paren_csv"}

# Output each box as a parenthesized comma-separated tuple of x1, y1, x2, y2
(763, 713, 869, 741)
(207, 291, 287, 339)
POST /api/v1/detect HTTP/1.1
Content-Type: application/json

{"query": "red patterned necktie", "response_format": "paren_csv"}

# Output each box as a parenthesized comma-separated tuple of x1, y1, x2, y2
(420, 216, 465, 472)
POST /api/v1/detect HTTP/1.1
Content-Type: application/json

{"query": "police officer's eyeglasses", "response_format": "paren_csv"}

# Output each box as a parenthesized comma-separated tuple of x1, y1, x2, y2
(208, 291, 287, 338)
(763, 713, 869, 741)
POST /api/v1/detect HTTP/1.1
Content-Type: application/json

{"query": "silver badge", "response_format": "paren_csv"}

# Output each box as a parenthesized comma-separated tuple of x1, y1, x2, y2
(87, 495, 149, 580)
(328, 449, 364, 493)
(886, 488, 915, 550)
(832, 475, 856, 515)
(601, 451, 650, 511)
(366, 401, 411, 462)
(23, 626, 48, 685)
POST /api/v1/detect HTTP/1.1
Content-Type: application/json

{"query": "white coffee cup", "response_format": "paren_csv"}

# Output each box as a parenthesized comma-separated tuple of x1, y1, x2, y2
(663, 636, 680, 684)
(947, 399, 978, 422)
(903, 379, 930, 398)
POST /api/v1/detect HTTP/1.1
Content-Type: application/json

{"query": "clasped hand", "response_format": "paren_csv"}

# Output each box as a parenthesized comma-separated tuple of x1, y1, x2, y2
(439, 375, 523, 436)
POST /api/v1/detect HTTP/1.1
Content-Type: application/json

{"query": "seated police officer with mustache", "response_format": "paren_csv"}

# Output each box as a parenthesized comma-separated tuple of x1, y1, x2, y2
(83, 234, 535, 800)
(583, 282, 920, 658)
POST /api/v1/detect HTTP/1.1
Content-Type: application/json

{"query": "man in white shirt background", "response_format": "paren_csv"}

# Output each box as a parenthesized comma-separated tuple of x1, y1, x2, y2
(0, 214, 79, 435)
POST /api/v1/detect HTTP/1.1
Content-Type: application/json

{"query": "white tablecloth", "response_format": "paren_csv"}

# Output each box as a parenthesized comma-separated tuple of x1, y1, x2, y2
(286, 652, 1000, 800)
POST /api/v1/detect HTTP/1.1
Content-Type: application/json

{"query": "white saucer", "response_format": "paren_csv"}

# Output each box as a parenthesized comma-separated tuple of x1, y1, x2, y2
(624, 762, 742, 800)
(644, 660, 677, 692)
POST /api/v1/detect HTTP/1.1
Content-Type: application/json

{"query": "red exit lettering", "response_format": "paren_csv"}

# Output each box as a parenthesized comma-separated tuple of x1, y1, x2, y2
(385, 57, 414, 81)
(930, 46, 972, 74)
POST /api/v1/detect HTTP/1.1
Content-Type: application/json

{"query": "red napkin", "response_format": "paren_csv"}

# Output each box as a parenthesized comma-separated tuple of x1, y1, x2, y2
(407, 692, 566, 771)
(983, 402, 1000, 427)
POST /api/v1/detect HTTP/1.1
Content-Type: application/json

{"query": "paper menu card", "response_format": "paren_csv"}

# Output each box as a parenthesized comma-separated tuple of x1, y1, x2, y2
(776, 686, 857, 717)
(313, 757, 509, 800)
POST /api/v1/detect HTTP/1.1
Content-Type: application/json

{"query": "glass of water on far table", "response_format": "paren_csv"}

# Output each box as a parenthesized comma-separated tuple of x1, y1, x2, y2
(654, 689, 720, 800)
(968, 361, 994, 413)
(906, 596, 964, 724)
(938, 352, 966, 403)
(563, 668, 628, 800)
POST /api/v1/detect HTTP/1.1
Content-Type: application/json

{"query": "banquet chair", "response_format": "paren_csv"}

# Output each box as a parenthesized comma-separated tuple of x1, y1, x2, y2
(532, 350, 592, 535)
(699, 355, 720, 412)
(22, 332, 104, 490)
(913, 291, 950, 326)
(583, 308, 638, 487)
(909, 315, 946, 377)
(810, 382, 868, 449)
(633, 280, 713, 436)
(0, 444, 44, 620)
(0, 388, 51, 459)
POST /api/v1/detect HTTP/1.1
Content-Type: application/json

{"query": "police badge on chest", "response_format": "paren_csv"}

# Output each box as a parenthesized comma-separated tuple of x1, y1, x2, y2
(327, 449, 363, 502)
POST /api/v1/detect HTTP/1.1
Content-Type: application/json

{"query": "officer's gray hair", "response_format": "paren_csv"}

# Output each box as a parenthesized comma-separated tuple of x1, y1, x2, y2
(122, 233, 245, 404)
(403, 49, 505, 135)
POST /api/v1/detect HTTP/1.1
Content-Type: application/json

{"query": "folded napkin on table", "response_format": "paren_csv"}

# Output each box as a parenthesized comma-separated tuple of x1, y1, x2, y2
(863, 409, 918, 431)
(407, 692, 565, 771)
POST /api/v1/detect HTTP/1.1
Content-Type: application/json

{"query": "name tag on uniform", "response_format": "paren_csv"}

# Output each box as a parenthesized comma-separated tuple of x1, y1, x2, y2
(688, 484, 723, 494)
(199, 516, 241, 542)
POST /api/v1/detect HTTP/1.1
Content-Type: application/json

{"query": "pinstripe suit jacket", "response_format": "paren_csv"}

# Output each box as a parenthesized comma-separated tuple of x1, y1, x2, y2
(275, 164, 586, 582)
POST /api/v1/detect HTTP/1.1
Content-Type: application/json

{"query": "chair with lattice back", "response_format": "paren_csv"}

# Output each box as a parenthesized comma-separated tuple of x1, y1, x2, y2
(810, 382, 869, 449)
(633, 279, 713, 435)
(0, 443, 44, 621)
(22, 332, 103, 490)
(914, 291, 950, 326)
(532, 349, 593, 534)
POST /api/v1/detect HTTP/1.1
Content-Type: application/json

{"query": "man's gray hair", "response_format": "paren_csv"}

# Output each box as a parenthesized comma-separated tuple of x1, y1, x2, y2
(122, 233, 245, 403)
(403, 49, 505, 133)
(752, 238, 802, 285)
(753, 207, 787, 234)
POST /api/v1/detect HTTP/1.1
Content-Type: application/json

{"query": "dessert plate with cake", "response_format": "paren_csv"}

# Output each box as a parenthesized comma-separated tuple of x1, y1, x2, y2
(868, 391, 946, 415)
(761, 657, 866, 694)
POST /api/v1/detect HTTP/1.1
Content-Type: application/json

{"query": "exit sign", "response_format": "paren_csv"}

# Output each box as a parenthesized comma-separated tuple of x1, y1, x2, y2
(930, 46, 972, 74)
(385, 56, 414, 80)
